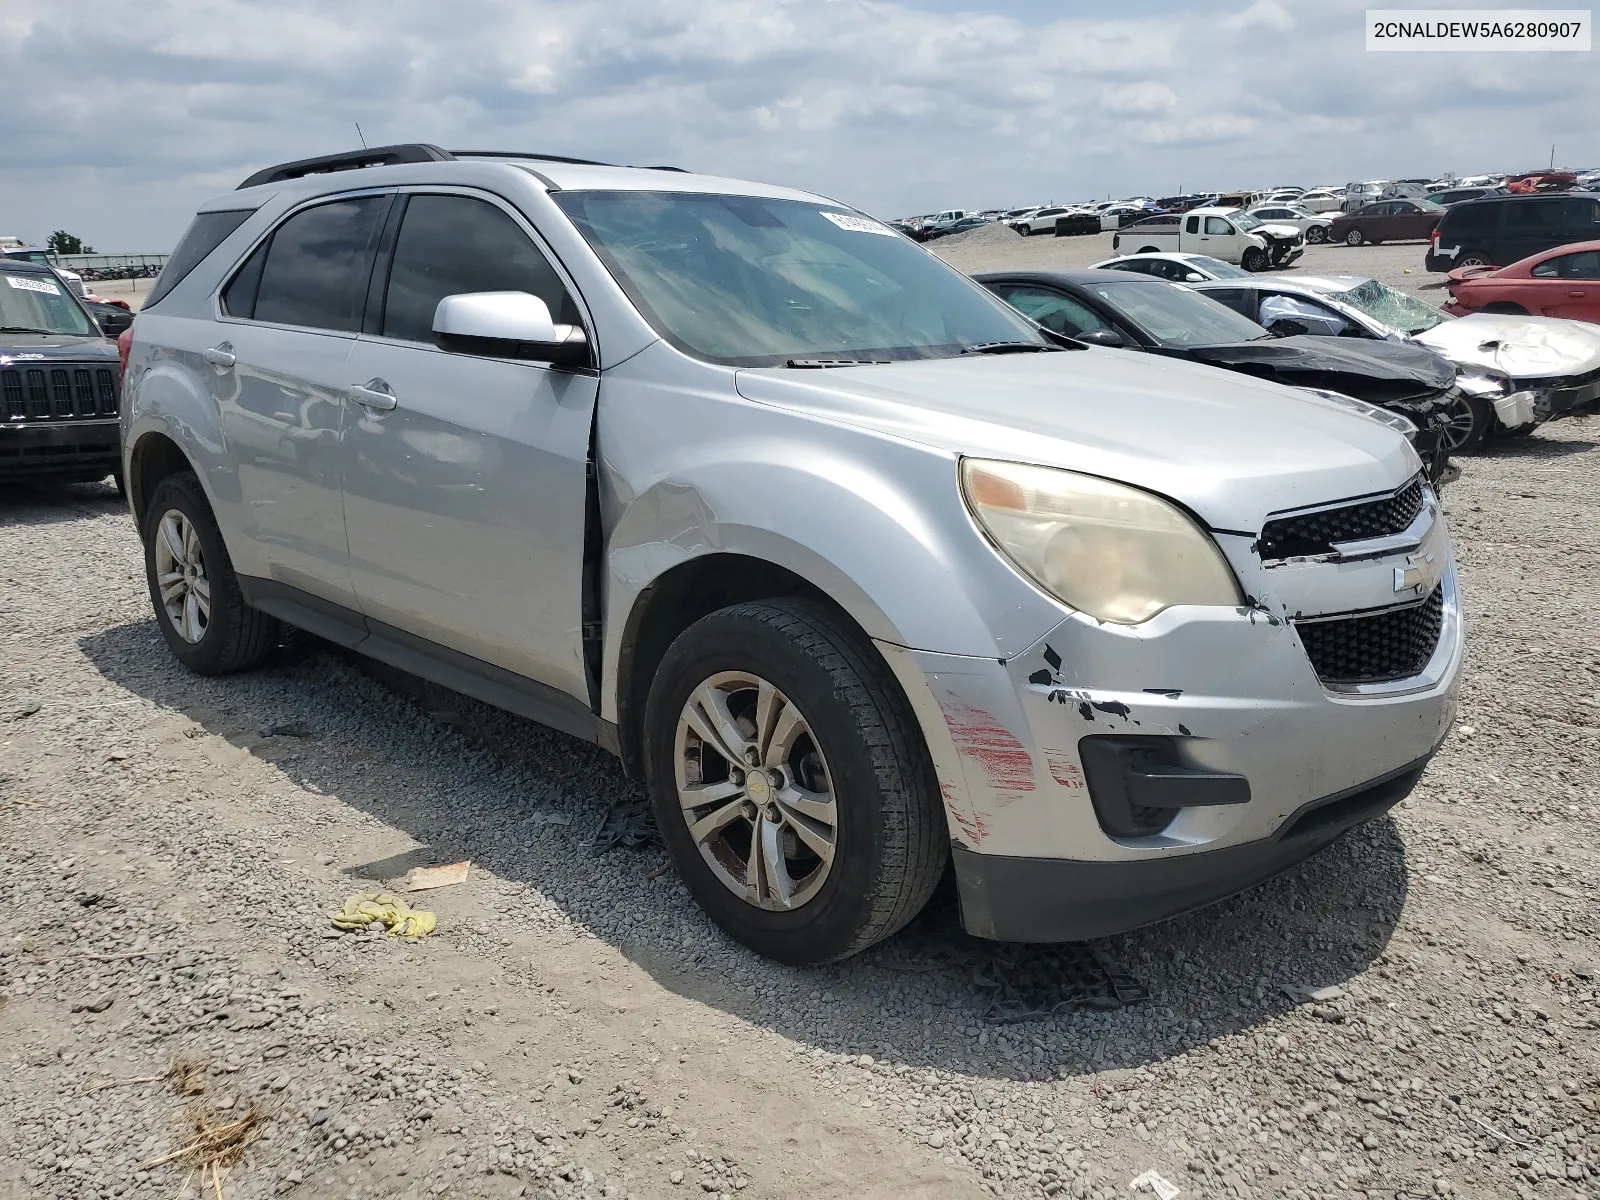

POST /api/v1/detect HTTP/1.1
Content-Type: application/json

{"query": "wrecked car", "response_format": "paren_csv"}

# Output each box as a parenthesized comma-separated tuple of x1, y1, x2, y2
(1188, 273, 1596, 447)
(122, 145, 1460, 963)
(1112, 206, 1302, 271)
(975, 269, 1456, 485)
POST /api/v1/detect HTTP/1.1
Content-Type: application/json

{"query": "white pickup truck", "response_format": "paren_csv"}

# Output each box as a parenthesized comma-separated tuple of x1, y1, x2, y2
(1111, 206, 1304, 272)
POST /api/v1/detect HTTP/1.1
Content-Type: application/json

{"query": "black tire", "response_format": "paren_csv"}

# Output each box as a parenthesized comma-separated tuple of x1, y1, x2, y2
(1456, 250, 1491, 268)
(141, 471, 279, 675)
(1017, 225, 1031, 236)
(1483, 301, 1526, 315)
(1137, 245, 1160, 254)
(1241, 247, 1267, 272)
(643, 598, 946, 965)
(1306, 226, 1328, 244)
(112, 471, 127, 498)
(1441, 393, 1491, 454)
(1344, 228, 1365, 246)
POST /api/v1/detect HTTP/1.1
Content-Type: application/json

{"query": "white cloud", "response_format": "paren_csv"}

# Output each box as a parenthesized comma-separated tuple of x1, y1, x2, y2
(0, 0, 1594, 248)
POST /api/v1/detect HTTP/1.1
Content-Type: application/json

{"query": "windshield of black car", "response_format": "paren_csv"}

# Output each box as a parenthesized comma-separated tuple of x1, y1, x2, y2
(551, 191, 1047, 366)
(0, 269, 96, 336)
(1083, 279, 1269, 347)
(1332, 279, 1450, 334)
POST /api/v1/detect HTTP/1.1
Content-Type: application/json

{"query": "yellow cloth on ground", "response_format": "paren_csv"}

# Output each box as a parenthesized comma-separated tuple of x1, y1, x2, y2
(330, 891, 437, 937)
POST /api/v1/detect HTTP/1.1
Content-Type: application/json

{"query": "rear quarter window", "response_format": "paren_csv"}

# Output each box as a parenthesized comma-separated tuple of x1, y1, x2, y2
(143, 209, 257, 308)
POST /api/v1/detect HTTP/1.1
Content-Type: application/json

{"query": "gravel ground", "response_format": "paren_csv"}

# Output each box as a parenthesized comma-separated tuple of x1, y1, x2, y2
(2, 398, 1598, 1196)
(927, 223, 1445, 302)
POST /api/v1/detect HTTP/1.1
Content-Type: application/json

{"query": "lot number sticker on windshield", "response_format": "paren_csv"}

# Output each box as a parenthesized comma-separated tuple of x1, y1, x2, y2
(6, 275, 61, 296)
(820, 211, 897, 236)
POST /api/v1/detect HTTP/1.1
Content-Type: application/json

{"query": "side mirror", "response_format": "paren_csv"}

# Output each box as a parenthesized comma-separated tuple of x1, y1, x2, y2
(1184, 272, 1205, 282)
(1076, 328, 1125, 348)
(432, 291, 589, 367)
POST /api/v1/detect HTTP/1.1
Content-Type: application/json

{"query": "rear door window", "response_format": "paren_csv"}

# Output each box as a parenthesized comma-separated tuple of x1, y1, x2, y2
(1505, 199, 1566, 234)
(245, 196, 389, 332)
(989, 285, 1111, 337)
(377, 194, 576, 344)
(1196, 287, 1255, 319)
(1563, 198, 1600, 231)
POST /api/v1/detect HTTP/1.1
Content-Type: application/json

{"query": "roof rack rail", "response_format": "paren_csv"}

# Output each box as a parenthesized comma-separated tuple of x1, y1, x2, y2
(450, 150, 616, 167)
(236, 144, 454, 190)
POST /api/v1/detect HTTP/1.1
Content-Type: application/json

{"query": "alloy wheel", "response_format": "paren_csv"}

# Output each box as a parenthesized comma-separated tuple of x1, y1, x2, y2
(153, 509, 211, 643)
(674, 671, 838, 911)
(1440, 394, 1479, 451)
(1345, 229, 1364, 246)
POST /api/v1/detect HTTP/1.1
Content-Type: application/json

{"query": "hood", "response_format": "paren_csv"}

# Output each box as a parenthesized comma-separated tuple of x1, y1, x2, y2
(1186, 335, 1455, 405)
(0, 332, 118, 361)
(734, 349, 1419, 533)
(1255, 223, 1302, 239)
(1413, 313, 1600, 382)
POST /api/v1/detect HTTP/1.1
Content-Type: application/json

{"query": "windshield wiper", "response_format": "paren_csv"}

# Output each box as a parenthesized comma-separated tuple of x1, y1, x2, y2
(785, 357, 893, 368)
(0, 326, 56, 334)
(959, 341, 1059, 355)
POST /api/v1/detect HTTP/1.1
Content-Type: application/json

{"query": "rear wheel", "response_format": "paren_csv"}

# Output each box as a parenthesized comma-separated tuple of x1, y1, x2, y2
(1344, 228, 1365, 246)
(1241, 246, 1268, 272)
(141, 471, 280, 674)
(1483, 301, 1526, 315)
(1306, 225, 1328, 244)
(643, 598, 946, 964)
(1440, 393, 1491, 454)
(1137, 246, 1160, 254)
(1456, 250, 1491, 268)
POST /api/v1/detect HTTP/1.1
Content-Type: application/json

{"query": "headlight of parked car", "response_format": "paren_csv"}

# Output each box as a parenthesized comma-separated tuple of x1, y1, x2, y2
(960, 459, 1241, 625)
(1297, 387, 1418, 435)
(1455, 367, 1512, 398)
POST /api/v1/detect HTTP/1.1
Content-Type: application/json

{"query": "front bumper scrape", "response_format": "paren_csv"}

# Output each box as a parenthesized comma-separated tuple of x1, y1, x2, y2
(953, 751, 1432, 943)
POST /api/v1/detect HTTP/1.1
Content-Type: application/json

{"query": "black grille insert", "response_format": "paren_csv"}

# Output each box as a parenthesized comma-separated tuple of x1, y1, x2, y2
(0, 364, 119, 421)
(1296, 585, 1444, 685)
(1259, 479, 1424, 560)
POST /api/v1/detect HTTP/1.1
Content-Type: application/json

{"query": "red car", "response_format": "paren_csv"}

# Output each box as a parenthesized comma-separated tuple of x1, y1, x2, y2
(1443, 238, 1600, 323)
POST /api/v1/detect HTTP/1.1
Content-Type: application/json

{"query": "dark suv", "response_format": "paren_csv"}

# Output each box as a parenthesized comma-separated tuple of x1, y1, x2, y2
(1426, 193, 1600, 271)
(0, 258, 123, 486)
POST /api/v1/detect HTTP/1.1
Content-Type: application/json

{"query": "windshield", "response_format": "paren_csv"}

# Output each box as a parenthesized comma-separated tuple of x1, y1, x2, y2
(0, 270, 96, 336)
(1230, 212, 1263, 231)
(1082, 279, 1268, 348)
(1333, 279, 1450, 334)
(1187, 255, 1250, 279)
(553, 191, 1044, 366)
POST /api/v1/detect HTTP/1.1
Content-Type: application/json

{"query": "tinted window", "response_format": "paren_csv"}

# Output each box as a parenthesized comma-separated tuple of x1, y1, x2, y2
(1564, 197, 1600, 229)
(1446, 201, 1500, 233)
(1505, 199, 1567, 233)
(1185, 216, 1199, 234)
(222, 242, 267, 317)
(144, 208, 257, 309)
(381, 195, 575, 344)
(989, 285, 1110, 337)
(251, 196, 387, 332)
(1554, 250, 1600, 279)
(1196, 287, 1255, 318)
(1532, 257, 1560, 278)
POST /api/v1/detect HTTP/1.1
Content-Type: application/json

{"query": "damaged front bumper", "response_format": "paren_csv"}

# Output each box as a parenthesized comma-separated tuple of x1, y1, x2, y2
(876, 495, 1461, 944)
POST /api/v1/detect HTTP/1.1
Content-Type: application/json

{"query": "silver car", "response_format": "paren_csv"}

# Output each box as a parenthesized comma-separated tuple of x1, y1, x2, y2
(121, 145, 1462, 964)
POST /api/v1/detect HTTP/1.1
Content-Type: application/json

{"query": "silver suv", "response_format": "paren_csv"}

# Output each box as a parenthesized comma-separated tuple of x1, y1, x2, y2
(122, 145, 1462, 964)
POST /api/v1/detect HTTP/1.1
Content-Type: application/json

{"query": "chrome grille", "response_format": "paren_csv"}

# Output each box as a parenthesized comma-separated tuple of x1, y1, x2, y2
(1295, 585, 1444, 685)
(1, 364, 119, 421)
(1259, 479, 1424, 560)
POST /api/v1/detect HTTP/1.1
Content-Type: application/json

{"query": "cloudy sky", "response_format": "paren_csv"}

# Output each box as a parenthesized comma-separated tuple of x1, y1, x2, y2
(3, 0, 1595, 251)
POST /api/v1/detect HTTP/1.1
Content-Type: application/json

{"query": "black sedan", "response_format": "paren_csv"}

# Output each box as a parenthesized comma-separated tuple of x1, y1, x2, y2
(974, 269, 1460, 484)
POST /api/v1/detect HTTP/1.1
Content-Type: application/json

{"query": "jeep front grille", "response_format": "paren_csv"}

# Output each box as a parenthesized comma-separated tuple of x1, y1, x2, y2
(1258, 478, 1424, 560)
(1, 365, 120, 421)
(1295, 585, 1444, 685)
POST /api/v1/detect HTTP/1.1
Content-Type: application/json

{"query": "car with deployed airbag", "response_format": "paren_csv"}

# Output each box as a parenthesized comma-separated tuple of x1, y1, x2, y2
(119, 145, 1461, 963)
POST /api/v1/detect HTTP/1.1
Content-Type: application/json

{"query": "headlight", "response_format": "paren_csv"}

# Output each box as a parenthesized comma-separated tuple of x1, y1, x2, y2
(960, 459, 1241, 625)
(1298, 387, 1417, 435)
(1455, 366, 1511, 398)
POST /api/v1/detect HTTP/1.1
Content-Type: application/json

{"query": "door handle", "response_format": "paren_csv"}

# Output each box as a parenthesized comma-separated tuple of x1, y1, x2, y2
(349, 380, 397, 411)
(202, 344, 235, 368)
(1570, 290, 1587, 298)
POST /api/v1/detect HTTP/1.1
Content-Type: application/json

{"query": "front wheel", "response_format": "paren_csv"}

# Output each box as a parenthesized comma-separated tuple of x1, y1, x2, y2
(1017, 225, 1031, 236)
(1241, 246, 1268, 272)
(644, 599, 946, 965)
(1344, 228, 1365, 246)
(1306, 225, 1328, 244)
(141, 471, 280, 674)
(1440, 393, 1491, 454)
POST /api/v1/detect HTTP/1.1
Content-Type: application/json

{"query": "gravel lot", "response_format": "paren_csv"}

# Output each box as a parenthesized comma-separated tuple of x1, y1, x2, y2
(2, 241, 1598, 1200)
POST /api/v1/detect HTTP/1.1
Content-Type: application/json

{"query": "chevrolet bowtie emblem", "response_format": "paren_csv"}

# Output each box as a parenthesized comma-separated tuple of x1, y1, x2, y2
(1394, 551, 1438, 595)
